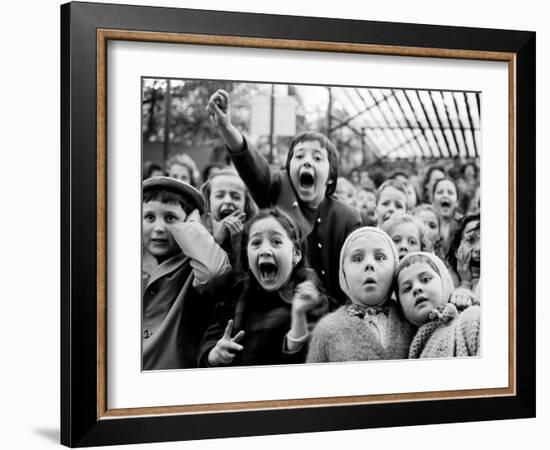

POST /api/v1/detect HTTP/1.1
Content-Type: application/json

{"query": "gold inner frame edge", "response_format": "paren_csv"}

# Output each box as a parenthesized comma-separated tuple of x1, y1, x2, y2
(95, 29, 517, 419)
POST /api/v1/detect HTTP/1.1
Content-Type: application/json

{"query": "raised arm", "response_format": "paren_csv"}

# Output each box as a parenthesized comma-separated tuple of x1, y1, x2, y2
(207, 89, 280, 207)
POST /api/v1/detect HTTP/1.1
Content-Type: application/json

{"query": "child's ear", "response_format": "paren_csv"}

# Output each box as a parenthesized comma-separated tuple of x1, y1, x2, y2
(293, 248, 302, 266)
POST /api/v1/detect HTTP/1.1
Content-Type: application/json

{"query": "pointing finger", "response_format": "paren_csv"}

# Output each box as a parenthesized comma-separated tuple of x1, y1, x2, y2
(223, 319, 234, 339)
(232, 330, 245, 343)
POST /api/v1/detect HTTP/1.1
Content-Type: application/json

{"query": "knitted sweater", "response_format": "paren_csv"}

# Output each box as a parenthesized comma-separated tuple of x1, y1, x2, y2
(306, 303, 415, 363)
(408, 304, 480, 358)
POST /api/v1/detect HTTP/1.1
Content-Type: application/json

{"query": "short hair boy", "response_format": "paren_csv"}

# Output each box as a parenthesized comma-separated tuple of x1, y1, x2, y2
(142, 176, 230, 370)
(206, 90, 361, 306)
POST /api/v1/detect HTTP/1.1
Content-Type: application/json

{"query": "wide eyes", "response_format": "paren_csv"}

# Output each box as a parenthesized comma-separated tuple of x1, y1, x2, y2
(165, 214, 178, 224)
(249, 239, 261, 248)
(375, 253, 387, 261)
(350, 253, 386, 262)
(144, 213, 155, 222)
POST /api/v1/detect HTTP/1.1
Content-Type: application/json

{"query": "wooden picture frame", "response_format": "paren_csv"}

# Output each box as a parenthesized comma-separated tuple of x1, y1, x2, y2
(61, 1, 535, 446)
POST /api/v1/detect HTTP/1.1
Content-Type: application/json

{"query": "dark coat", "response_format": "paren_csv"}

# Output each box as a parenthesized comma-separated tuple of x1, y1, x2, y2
(198, 269, 328, 367)
(142, 221, 231, 370)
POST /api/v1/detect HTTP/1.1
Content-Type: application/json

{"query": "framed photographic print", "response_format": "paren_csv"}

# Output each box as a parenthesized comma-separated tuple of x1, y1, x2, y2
(61, 1, 535, 447)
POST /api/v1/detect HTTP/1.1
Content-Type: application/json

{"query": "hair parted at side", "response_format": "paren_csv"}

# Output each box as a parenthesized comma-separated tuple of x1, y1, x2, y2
(376, 179, 409, 202)
(200, 168, 257, 220)
(285, 131, 339, 197)
(432, 176, 460, 200)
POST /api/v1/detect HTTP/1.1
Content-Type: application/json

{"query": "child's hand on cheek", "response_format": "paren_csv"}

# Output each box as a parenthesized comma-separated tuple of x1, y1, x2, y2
(208, 319, 245, 367)
(186, 208, 201, 223)
(456, 245, 473, 287)
(292, 281, 320, 315)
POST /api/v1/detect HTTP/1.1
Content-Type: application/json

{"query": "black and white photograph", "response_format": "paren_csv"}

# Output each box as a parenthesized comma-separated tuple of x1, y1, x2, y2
(141, 78, 481, 371)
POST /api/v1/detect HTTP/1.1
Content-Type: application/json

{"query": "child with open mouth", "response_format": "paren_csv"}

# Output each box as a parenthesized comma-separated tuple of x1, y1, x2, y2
(432, 177, 462, 256)
(306, 227, 415, 363)
(446, 213, 481, 307)
(199, 208, 329, 367)
(206, 89, 361, 307)
(375, 179, 409, 226)
(201, 168, 257, 266)
(396, 252, 480, 358)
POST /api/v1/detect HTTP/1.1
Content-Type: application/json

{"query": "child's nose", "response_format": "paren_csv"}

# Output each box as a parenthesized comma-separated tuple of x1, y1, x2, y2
(413, 284, 423, 296)
(259, 242, 273, 255)
(363, 258, 374, 271)
(153, 220, 166, 232)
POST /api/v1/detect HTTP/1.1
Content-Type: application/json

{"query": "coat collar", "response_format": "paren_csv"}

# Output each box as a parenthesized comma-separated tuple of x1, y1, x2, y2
(144, 251, 189, 287)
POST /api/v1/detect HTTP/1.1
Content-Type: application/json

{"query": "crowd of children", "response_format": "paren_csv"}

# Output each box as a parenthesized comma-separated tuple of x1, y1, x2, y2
(141, 89, 481, 370)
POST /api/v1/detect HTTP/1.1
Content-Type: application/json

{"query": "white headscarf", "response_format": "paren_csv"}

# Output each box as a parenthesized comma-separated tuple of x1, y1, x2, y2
(338, 226, 400, 301)
(396, 251, 454, 305)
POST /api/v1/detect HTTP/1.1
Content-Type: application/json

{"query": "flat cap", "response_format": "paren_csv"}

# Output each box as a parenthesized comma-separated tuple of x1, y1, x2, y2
(143, 176, 205, 214)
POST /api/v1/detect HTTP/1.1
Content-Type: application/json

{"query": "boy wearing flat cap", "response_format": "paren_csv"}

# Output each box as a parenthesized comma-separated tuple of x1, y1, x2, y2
(142, 177, 231, 370)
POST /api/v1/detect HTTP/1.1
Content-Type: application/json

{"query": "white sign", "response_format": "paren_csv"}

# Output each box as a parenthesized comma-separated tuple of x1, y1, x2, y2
(250, 95, 297, 136)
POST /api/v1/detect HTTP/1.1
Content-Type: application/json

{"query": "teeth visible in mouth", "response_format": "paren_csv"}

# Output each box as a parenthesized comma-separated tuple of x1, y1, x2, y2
(259, 262, 278, 281)
(299, 172, 314, 188)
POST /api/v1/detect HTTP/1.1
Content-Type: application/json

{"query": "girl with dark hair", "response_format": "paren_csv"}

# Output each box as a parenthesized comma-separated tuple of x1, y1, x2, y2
(432, 177, 462, 257)
(199, 208, 329, 367)
(421, 165, 446, 203)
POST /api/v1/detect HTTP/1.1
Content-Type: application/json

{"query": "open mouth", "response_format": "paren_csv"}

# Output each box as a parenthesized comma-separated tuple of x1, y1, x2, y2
(414, 296, 428, 307)
(219, 206, 236, 219)
(363, 277, 377, 286)
(258, 261, 278, 282)
(299, 172, 315, 189)
(470, 258, 480, 276)
(440, 200, 451, 208)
